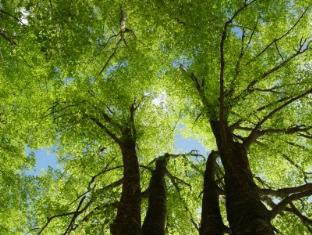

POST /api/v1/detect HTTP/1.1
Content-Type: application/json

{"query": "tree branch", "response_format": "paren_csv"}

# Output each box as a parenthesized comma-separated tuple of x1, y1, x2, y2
(37, 211, 77, 235)
(285, 203, 312, 232)
(97, 38, 122, 78)
(227, 28, 246, 98)
(168, 172, 200, 231)
(233, 38, 310, 105)
(243, 88, 312, 148)
(62, 196, 90, 234)
(236, 125, 311, 145)
(88, 116, 121, 144)
(247, 42, 309, 90)
(246, 7, 310, 65)
(260, 183, 312, 198)
(219, 0, 257, 121)
(281, 154, 311, 183)
(270, 189, 312, 219)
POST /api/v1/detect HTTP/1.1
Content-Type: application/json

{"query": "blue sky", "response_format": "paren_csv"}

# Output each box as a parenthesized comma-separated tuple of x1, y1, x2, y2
(175, 134, 207, 155)
(26, 146, 59, 175)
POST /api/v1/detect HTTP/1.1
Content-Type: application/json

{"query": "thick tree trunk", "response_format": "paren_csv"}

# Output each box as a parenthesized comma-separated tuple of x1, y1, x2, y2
(142, 157, 168, 235)
(111, 138, 141, 235)
(210, 121, 274, 235)
(200, 151, 225, 235)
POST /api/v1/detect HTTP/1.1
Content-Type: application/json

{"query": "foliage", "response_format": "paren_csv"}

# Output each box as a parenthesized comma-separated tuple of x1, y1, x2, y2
(0, 0, 311, 234)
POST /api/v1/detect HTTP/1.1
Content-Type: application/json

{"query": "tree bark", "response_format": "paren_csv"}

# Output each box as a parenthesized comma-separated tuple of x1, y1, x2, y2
(199, 151, 225, 235)
(210, 120, 274, 235)
(142, 156, 168, 235)
(111, 137, 141, 235)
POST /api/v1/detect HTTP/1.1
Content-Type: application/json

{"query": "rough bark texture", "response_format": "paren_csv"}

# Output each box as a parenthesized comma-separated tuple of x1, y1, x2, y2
(111, 137, 141, 235)
(142, 157, 168, 235)
(200, 151, 224, 235)
(210, 120, 274, 235)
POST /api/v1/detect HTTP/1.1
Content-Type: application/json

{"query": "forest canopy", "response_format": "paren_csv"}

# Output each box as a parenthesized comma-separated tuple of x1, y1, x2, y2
(0, 0, 311, 234)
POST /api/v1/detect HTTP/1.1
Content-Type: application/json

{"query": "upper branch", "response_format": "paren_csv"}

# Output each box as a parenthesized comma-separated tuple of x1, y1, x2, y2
(219, 0, 256, 119)
(247, 40, 310, 90)
(246, 7, 310, 65)
(180, 68, 209, 111)
(97, 38, 122, 78)
(62, 196, 90, 234)
(260, 183, 312, 198)
(128, 99, 143, 141)
(270, 188, 312, 219)
(96, 7, 132, 77)
(285, 203, 312, 232)
(227, 27, 247, 98)
(243, 88, 312, 148)
(219, 0, 257, 122)
(233, 41, 310, 105)
(88, 116, 121, 144)
(37, 211, 77, 235)
(236, 125, 311, 145)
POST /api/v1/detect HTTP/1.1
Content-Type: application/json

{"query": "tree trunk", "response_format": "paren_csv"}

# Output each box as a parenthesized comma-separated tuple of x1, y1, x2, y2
(142, 156, 168, 235)
(200, 151, 225, 235)
(210, 121, 274, 235)
(111, 138, 141, 235)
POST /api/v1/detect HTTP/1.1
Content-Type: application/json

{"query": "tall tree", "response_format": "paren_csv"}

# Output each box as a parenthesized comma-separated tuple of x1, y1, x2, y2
(142, 155, 168, 235)
(0, 0, 311, 234)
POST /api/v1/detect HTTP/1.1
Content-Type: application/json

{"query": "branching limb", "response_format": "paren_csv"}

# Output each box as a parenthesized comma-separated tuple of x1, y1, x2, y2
(166, 169, 191, 189)
(97, 7, 134, 78)
(180, 68, 209, 110)
(88, 115, 121, 144)
(248, 39, 310, 89)
(219, 0, 257, 122)
(168, 173, 200, 231)
(236, 125, 311, 146)
(128, 98, 143, 141)
(147, 150, 206, 166)
(243, 88, 312, 148)
(86, 165, 123, 192)
(230, 94, 293, 132)
(299, 133, 312, 139)
(37, 211, 77, 235)
(79, 201, 118, 225)
(270, 188, 312, 219)
(246, 7, 310, 65)
(63, 196, 90, 235)
(37, 177, 123, 234)
(251, 87, 283, 94)
(260, 183, 312, 198)
(93, 178, 123, 195)
(285, 203, 312, 232)
(226, 28, 246, 98)
(233, 38, 311, 105)
(281, 154, 311, 183)
(97, 38, 122, 78)
(274, 41, 284, 60)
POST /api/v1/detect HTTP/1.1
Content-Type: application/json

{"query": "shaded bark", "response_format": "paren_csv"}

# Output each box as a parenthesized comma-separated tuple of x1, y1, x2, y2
(111, 137, 141, 235)
(142, 156, 168, 235)
(211, 120, 274, 235)
(200, 151, 225, 235)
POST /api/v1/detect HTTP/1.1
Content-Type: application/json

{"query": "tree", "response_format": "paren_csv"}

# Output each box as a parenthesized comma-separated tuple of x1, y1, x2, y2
(0, 0, 311, 234)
